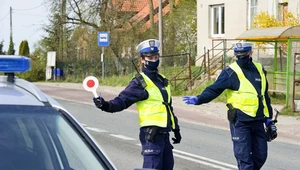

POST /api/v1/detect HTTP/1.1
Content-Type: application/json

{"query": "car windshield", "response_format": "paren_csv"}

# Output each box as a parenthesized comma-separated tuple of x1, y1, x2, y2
(0, 105, 106, 170)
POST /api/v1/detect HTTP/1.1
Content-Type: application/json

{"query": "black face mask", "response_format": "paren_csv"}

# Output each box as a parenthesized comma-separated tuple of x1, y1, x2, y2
(236, 55, 251, 67)
(144, 59, 160, 70)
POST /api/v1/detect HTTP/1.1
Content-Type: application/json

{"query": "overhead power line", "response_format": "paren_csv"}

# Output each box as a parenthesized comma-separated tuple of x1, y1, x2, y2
(13, 11, 47, 18)
(13, 3, 46, 11)
(0, 12, 10, 22)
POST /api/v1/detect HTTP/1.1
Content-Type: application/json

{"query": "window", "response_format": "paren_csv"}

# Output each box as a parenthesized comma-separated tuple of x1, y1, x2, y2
(0, 105, 107, 170)
(278, 2, 288, 24)
(210, 4, 225, 37)
(248, 0, 258, 29)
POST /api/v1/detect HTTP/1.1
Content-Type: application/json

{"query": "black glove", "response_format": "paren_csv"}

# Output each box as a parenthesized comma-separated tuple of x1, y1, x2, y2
(93, 96, 108, 110)
(172, 130, 181, 144)
(266, 123, 277, 142)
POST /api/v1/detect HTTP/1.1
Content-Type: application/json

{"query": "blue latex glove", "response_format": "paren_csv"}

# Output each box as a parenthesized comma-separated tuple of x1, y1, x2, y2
(182, 96, 199, 105)
(265, 118, 273, 126)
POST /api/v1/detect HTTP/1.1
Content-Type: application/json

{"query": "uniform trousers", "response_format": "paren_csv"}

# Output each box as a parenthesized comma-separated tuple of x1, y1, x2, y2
(230, 120, 268, 170)
(139, 128, 174, 170)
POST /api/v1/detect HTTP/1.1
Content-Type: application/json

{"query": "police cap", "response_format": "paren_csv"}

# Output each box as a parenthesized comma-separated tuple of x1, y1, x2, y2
(136, 39, 160, 57)
(233, 42, 253, 57)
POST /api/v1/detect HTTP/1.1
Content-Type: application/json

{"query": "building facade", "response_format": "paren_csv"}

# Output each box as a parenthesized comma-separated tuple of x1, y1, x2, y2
(196, 0, 300, 65)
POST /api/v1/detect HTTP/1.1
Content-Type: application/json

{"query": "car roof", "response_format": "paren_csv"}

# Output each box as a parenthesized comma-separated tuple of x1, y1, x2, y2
(0, 75, 63, 107)
(0, 55, 117, 169)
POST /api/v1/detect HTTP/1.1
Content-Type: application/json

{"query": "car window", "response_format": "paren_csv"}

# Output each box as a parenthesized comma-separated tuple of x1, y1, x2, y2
(0, 105, 106, 170)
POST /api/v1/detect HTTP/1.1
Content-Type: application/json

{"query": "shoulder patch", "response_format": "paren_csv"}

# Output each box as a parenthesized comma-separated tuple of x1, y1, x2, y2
(224, 66, 235, 77)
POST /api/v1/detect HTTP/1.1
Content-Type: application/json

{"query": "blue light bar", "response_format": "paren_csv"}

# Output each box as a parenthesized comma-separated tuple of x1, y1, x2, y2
(0, 55, 31, 73)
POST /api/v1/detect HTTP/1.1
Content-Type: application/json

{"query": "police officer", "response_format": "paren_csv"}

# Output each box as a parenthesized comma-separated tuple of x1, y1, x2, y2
(93, 39, 181, 170)
(182, 42, 277, 170)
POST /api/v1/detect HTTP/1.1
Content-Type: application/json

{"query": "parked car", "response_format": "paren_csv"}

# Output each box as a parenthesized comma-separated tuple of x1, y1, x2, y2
(0, 55, 116, 170)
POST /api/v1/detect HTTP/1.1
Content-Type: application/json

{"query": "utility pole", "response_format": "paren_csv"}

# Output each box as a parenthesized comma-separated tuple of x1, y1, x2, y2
(60, 0, 66, 60)
(158, 0, 163, 56)
(8, 6, 15, 55)
(10, 7, 12, 39)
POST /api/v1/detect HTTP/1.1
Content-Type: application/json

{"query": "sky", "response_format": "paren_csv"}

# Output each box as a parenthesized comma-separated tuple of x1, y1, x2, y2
(0, 0, 49, 55)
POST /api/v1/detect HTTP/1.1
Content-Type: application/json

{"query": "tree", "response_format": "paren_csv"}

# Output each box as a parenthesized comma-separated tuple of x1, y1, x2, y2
(42, 12, 63, 52)
(164, 0, 197, 56)
(0, 41, 5, 54)
(42, 0, 198, 78)
(19, 40, 30, 57)
(7, 37, 15, 55)
(149, 0, 154, 29)
(17, 44, 46, 82)
(253, 10, 300, 50)
(19, 41, 24, 55)
(253, 10, 299, 28)
(65, 0, 145, 73)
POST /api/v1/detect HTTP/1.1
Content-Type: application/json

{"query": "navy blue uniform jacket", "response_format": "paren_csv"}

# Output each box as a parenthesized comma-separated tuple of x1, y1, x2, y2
(196, 61, 273, 122)
(102, 67, 180, 131)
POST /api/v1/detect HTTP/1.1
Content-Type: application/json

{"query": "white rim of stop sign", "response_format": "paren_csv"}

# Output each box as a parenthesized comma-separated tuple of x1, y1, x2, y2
(83, 76, 99, 97)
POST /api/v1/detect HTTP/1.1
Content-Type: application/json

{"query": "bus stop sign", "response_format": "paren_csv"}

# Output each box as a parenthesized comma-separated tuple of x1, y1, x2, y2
(98, 32, 110, 46)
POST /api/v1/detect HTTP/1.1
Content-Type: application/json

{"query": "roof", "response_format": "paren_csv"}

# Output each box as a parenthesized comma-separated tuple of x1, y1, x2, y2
(236, 26, 300, 41)
(129, 0, 168, 24)
(140, 3, 171, 32)
(112, 0, 148, 12)
(118, 0, 178, 32)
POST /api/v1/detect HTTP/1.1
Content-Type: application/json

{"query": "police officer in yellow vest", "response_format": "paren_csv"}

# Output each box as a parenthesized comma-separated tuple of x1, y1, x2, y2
(93, 39, 181, 170)
(182, 42, 277, 170)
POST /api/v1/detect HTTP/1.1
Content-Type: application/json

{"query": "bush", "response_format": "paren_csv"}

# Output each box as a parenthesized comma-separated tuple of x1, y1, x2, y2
(17, 59, 45, 82)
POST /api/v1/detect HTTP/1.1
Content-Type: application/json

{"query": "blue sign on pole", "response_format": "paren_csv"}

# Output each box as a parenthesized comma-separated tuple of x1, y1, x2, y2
(98, 32, 110, 46)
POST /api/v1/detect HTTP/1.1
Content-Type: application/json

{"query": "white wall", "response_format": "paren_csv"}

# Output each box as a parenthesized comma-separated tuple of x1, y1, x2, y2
(197, 0, 247, 66)
(288, 0, 300, 16)
(196, 0, 300, 66)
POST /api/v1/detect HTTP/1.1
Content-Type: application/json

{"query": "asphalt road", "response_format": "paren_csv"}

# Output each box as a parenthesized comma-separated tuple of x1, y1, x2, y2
(36, 83, 300, 170)
(58, 99, 300, 170)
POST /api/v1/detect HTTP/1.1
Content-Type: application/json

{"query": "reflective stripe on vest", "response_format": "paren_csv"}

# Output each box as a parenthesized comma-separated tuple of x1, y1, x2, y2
(136, 73, 175, 128)
(226, 62, 269, 117)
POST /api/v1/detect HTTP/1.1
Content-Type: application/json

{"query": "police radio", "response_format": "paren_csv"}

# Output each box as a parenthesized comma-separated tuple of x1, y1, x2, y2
(131, 60, 147, 88)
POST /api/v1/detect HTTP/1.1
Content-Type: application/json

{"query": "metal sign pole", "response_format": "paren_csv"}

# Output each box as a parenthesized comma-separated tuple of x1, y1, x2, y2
(98, 31, 109, 81)
(101, 46, 104, 80)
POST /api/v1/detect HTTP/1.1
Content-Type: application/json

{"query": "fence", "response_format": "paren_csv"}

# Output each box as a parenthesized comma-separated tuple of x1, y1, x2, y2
(55, 52, 193, 82)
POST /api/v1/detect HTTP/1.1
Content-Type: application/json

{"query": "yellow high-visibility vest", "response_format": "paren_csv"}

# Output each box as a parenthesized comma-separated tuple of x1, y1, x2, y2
(226, 62, 269, 117)
(136, 73, 175, 128)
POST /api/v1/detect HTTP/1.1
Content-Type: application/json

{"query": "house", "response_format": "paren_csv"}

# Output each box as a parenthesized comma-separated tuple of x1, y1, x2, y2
(196, 0, 299, 66)
(112, 0, 176, 32)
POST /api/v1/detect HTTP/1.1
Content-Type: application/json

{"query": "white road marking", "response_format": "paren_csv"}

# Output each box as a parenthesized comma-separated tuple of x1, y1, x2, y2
(173, 153, 234, 170)
(85, 127, 108, 133)
(81, 123, 87, 126)
(135, 144, 237, 169)
(173, 149, 237, 169)
(110, 134, 136, 140)
(83, 126, 236, 169)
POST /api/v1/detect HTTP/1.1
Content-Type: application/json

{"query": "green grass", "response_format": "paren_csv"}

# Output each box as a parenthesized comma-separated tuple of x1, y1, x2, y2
(54, 66, 300, 115)
(97, 75, 299, 115)
(279, 106, 300, 116)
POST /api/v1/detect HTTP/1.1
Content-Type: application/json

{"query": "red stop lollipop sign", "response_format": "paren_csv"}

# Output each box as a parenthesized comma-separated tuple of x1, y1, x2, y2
(83, 76, 99, 97)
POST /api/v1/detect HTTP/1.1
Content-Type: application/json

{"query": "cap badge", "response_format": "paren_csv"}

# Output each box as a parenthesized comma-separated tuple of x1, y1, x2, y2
(149, 40, 155, 47)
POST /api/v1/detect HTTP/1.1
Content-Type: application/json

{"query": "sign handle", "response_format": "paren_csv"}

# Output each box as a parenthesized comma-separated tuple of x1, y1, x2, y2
(92, 89, 98, 98)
